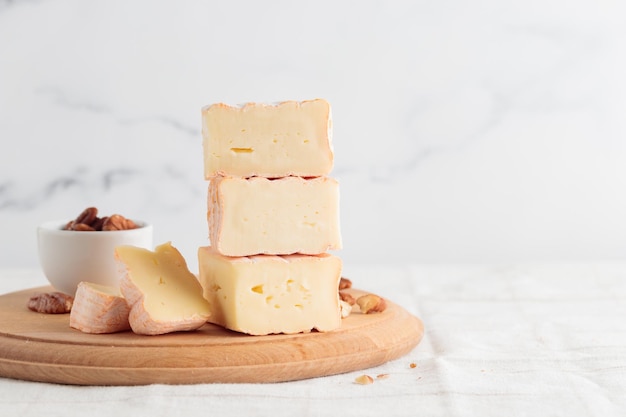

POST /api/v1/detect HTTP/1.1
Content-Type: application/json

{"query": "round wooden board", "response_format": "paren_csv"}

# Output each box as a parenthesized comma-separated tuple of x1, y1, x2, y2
(0, 286, 424, 386)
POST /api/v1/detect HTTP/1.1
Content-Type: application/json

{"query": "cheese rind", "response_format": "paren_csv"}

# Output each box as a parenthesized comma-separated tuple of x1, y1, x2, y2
(202, 99, 333, 178)
(208, 176, 342, 256)
(116, 242, 211, 336)
(69, 282, 131, 334)
(197, 246, 342, 335)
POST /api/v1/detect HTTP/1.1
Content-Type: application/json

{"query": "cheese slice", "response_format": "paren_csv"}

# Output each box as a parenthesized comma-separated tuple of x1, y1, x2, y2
(208, 175, 342, 256)
(115, 242, 211, 335)
(198, 246, 342, 335)
(202, 99, 333, 178)
(69, 282, 131, 334)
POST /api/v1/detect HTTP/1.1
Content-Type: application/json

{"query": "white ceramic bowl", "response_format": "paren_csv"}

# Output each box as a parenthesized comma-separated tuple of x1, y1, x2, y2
(37, 220, 153, 295)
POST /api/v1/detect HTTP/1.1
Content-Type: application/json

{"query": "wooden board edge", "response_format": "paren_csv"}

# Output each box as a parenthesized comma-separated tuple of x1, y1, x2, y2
(0, 286, 424, 385)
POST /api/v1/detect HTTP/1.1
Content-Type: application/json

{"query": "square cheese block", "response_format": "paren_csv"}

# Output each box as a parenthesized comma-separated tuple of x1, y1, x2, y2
(198, 246, 342, 335)
(202, 99, 333, 178)
(208, 175, 342, 256)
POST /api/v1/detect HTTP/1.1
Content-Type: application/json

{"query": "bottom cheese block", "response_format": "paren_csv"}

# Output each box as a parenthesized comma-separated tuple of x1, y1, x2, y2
(198, 246, 342, 335)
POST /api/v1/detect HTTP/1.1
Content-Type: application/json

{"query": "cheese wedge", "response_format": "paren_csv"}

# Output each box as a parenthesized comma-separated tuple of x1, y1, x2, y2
(202, 99, 333, 178)
(116, 242, 211, 335)
(208, 175, 342, 256)
(198, 246, 342, 335)
(69, 281, 131, 334)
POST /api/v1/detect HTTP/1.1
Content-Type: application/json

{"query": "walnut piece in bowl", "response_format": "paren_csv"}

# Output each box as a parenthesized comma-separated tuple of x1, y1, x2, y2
(37, 207, 153, 296)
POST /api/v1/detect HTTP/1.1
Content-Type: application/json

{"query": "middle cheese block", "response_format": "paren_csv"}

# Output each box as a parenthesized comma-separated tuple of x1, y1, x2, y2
(208, 175, 342, 257)
(198, 246, 342, 335)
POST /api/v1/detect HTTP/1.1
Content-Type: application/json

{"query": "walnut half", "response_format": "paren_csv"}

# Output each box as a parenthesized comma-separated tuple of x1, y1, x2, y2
(63, 207, 138, 231)
(102, 214, 137, 231)
(27, 292, 74, 314)
(339, 277, 352, 290)
(356, 294, 387, 314)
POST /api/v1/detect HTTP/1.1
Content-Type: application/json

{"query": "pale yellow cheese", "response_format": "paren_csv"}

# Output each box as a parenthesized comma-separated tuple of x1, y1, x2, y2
(208, 175, 342, 256)
(69, 281, 131, 334)
(197, 246, 342, 335)
(202, 99, 333, 178)
(116, 242, 211, 335)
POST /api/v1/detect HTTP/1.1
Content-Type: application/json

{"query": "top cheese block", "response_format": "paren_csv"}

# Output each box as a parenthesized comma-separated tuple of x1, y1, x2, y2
(202, 99, 333, 178)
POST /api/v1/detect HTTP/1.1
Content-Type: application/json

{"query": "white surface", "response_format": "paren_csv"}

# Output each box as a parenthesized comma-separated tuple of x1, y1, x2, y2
(2, 263, 626, 416)
(3, 0, 626, 271)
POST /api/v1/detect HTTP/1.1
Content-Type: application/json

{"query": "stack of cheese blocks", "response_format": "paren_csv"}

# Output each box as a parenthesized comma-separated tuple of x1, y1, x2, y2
(197, 99, 343, 335)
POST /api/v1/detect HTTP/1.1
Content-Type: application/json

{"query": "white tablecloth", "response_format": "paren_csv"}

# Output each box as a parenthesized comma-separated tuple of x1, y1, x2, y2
(1, 263, 625, 417)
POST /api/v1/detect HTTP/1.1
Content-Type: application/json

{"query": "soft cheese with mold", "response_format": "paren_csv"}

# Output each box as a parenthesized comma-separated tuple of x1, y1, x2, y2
(116, 242, 211, 335)
(202, 99, 333, 178)
(198, 246, 342, 335)
(208, 175, 342, 256)
(69, 281, 131, 334)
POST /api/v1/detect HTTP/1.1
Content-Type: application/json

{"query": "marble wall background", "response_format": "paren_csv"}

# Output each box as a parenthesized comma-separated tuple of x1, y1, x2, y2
(2, 0, 626, 273)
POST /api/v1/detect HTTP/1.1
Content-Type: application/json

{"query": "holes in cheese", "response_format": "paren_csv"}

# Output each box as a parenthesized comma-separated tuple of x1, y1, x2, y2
(198, 246, 342, 335)
(230, 147, 254, 153)
(116, 242, 211, 335)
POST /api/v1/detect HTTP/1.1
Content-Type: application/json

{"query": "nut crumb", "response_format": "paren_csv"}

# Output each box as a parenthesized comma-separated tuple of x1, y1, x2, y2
(410, 362, 417, 369)
(27, 292, 74, 314)
(356, 294, 387, 314)
(376, 373, 390, 379)
(354, 374, 374, 385)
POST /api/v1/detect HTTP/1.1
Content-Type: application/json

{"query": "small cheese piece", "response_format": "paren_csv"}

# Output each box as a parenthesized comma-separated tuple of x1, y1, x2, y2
(339, 299, 352, 318)
(208, 175, 342, 256)
(115, 242, 211, 335)
(198, 246, 342, 335)
(202, 99, 333, 178)
(69, 282, 131, 334)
